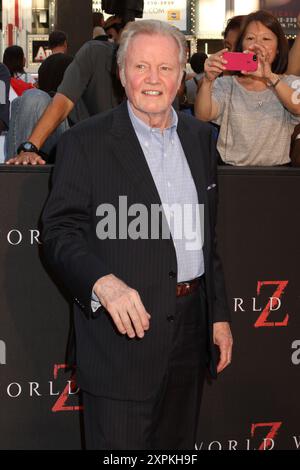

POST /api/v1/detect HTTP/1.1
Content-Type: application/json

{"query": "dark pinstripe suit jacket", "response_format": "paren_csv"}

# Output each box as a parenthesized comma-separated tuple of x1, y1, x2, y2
(42, 100, 230, 400)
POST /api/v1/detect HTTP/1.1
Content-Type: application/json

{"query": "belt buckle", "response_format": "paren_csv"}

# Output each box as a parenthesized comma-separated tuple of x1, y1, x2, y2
(184, 282, 191, 291)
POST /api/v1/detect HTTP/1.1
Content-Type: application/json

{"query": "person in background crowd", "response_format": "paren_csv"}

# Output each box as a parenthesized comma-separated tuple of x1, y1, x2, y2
(220, 11, 300, 163)
(223, 15, 245, 52)
(41, 19, 232, 450)
(194, 16, 244, 137)
(195, 10, 300, 166)
(6, 32, 121, 165)
(185, 52, 207, 106)
(3, 45, 36, 84)
(222, 12, 300, 76)
(38, 31, 72, 96)
(0, 63, 10, 162)
(48, 30, 68, 55)
(0, 63, 10, 132)
(176, 70, 189, 112)
(105, 22, 126, 43)
(92, 13, 110, 40)
(6, 32, 72, 161)
(104, 14, 124, 29)
(5, 89, 68, 163)
(3, 45, 35, 102)
(93, 26, 108, 41)
(9, 74, 34, 99)
(93, 11, 105, 29)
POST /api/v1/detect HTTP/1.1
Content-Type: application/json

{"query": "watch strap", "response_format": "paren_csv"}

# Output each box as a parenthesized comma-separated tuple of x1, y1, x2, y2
(17, 141, 39, 155)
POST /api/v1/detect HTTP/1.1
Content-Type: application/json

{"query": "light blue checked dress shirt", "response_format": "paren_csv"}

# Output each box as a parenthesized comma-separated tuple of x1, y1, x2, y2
(127, 101, 204, 283)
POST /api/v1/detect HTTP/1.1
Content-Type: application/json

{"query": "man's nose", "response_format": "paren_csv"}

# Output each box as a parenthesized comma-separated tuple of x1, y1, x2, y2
(146, 67, 159, 83)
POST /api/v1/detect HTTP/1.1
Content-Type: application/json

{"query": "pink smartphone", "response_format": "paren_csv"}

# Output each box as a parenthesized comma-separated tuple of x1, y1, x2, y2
(223, 52, 258, 72)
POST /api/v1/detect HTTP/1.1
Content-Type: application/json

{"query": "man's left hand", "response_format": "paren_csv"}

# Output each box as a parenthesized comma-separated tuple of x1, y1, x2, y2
(213, 321, 233, 374)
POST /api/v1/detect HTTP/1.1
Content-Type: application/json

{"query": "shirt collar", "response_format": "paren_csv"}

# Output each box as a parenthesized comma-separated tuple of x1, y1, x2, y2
(127, 100, 178, 140)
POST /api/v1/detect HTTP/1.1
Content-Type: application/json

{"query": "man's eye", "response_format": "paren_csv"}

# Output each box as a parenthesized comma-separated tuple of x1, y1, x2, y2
(161, 66, 170, 71)
(137, 64, 145, 69)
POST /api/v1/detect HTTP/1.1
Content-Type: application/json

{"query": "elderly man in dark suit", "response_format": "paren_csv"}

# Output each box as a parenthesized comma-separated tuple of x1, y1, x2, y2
(42, 19, 233, 450)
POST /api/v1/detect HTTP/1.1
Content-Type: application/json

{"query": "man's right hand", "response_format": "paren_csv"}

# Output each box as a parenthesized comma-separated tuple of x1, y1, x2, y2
(93, 274, 151, 339)
(6, 152, 46, 165)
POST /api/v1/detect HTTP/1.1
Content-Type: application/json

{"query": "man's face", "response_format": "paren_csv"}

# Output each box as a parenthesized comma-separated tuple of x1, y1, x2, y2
(122, 33, 183, 127)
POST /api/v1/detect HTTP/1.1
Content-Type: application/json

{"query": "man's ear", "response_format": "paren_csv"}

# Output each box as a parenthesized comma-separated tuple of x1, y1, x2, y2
(177, 69, 184, 88)
(120, 68, 126, 87)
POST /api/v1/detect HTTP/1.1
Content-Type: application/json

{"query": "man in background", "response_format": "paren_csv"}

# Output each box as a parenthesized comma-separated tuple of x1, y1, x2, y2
(6, 29, 120, 165)
(38, 31, 72, 96)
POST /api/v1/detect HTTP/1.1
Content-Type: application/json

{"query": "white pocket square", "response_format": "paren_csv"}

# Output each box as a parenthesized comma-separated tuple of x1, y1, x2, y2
(207, 183, 217, 191)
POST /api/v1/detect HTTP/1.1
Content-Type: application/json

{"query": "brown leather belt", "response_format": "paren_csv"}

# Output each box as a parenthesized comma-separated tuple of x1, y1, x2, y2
(176, 276, 203, 297)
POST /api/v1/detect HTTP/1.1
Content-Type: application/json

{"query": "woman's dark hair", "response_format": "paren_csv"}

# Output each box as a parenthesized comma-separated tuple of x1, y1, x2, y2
(223, 15, 245, 39)
(3, 45, 25, 76)
(235, 10, 289, 74)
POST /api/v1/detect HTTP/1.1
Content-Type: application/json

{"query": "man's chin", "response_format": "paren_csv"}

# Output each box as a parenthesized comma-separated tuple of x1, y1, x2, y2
(139, 103, 168, 115)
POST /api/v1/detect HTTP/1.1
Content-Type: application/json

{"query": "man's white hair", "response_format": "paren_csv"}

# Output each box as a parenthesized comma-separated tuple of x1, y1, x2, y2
(117, 19, 187, 78)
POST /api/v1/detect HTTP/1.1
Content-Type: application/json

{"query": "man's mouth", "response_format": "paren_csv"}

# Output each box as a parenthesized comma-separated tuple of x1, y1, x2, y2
(142, 90, 162, 96)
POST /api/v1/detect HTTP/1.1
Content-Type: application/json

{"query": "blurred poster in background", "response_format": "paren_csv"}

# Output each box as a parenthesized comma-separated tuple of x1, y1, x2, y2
(141, 0, 189, 33)
(260, 0, 299, 35)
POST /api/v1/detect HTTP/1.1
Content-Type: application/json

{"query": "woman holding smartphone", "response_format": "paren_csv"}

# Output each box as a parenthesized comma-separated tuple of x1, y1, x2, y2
(195, 10, 300, 166)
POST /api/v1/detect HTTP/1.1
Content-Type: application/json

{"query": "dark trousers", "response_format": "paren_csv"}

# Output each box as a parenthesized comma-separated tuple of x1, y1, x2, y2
(82, 285, 208, 450)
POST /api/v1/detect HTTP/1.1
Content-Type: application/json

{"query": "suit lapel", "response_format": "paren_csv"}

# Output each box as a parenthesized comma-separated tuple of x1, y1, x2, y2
(109, 101, 163, 208)
(110, 103, 209, 207)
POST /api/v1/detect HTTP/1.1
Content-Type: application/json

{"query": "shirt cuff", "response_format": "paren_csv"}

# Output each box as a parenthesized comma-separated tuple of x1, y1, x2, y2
(91, 290, 101, 313)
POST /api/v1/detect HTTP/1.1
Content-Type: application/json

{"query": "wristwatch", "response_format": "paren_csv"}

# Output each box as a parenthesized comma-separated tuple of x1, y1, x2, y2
(17, 141, 39, 155)
(266, 75, 281, 88)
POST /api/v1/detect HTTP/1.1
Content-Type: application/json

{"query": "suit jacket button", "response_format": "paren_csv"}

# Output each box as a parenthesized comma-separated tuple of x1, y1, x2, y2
(169, 271, 176, 279)
(167, 315, 175, 322)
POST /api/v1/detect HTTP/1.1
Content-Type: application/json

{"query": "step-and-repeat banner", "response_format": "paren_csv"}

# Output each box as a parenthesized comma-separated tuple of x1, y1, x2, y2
(0, 166, 299, 450)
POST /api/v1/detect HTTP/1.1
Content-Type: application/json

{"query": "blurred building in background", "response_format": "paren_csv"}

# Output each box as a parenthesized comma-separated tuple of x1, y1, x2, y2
(0, 1, 297, 72)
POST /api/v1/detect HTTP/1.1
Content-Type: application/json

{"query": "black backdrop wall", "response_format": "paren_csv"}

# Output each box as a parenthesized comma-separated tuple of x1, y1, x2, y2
(0, 166, 299, 450)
